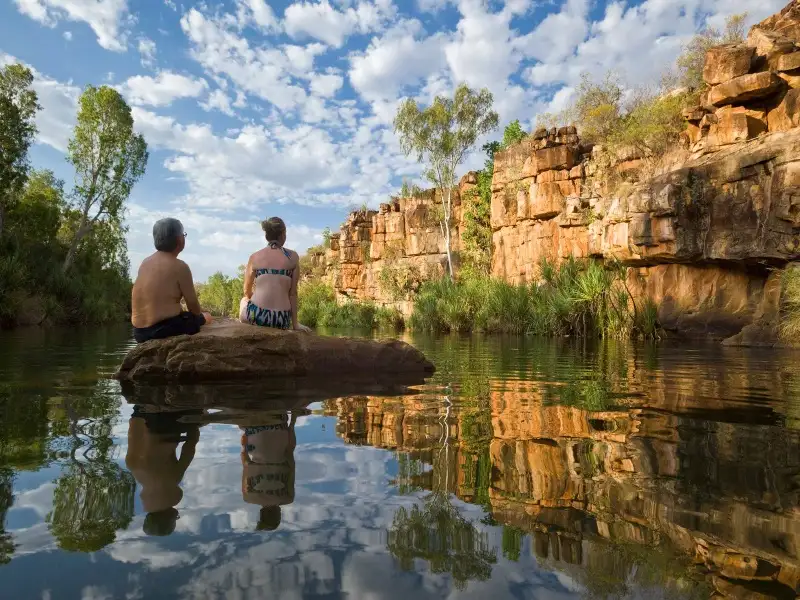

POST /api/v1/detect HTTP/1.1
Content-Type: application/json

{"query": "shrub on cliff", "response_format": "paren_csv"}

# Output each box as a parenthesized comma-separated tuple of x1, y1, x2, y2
(410, 260, 658, 339)
(781, 265, 800, 342)
(675, 13, 747, 93)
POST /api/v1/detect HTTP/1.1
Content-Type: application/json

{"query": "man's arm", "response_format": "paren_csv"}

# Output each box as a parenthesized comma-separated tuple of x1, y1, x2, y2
(178, 261, 203, 315)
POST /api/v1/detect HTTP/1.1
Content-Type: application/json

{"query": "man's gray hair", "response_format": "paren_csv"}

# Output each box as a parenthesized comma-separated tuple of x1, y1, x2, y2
(153, 218, 184, 252)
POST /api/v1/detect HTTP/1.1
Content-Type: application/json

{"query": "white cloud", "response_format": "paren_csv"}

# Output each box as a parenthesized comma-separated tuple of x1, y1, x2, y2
(13, 0, 132, 51)
(63, 30, 72, 40)
(119, 71, 208, 107)
(309, 71, 344, 98)
(181, 8, 309, 111)
(137, 37, 157, 68)
(200, 89, 235, 116)
(284, 0, 396, 48)
(236, 0, 280, 32)
(349, 20, 448, 102)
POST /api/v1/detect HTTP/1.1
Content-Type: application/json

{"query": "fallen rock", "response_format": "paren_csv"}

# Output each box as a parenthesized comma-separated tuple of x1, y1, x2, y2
(703, 45, 755, 85)
(708, 72, 784, 106)
(114, 320, 436, 383)
(756, 0, 800, 42)
(708, 106, 768, 146)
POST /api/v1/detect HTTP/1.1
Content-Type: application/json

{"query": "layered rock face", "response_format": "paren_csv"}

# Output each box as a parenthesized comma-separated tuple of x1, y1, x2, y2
(312, 178, 475, 313)
(310, 1, 800, 340)
(488, 4, 800, 338)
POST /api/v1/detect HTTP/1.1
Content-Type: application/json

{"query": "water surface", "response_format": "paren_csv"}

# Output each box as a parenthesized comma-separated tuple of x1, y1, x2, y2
(0, 327, 799, 599)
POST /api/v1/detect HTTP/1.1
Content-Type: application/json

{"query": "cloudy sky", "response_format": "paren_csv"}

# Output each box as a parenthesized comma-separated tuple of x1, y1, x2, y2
(0, 0, 784, 280)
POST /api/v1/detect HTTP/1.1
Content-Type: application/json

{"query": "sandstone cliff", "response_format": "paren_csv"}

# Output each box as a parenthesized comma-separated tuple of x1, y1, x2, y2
(309, 1, 800, 341)
(308, 176, 475, 314)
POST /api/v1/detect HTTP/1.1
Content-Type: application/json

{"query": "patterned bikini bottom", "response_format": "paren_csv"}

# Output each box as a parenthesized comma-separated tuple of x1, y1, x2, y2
(242, 300, 292, 329)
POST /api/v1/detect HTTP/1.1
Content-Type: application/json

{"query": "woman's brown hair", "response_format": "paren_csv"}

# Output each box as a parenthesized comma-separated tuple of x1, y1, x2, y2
(261, 217, 286, 243)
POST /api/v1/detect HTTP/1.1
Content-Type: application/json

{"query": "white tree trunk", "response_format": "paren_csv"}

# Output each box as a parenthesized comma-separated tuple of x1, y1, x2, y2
(62, 220, 90, 273)
(443, 188, 454, 279)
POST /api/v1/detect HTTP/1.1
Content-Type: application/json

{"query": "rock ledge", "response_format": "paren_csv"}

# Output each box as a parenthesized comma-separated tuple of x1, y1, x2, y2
(114, 320, 435, 383)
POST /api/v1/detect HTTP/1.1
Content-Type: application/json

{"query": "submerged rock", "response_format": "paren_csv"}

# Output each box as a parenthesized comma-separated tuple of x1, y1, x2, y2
(114, 320, 435, 383)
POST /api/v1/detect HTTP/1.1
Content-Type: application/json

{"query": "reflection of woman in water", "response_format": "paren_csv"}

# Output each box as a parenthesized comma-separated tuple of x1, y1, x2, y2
(125, 407, 200, 536)
(240, 411, 297, 531)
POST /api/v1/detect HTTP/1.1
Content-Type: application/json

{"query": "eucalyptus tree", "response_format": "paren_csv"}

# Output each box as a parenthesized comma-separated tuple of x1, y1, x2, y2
(394, 84, 498, 278)
(63, 85, 148, 272)
(0, 63, 40, 239)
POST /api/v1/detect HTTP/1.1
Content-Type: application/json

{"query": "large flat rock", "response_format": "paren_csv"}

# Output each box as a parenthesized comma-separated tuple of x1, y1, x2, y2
(114, 320, 435, 383)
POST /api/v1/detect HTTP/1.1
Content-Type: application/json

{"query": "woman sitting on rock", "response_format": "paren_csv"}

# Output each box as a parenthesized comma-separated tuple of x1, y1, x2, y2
(239, 217, 309, 331)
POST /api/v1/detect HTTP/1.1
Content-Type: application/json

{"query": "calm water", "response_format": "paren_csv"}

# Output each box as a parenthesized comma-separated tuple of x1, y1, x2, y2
(0, 328, 799, 600)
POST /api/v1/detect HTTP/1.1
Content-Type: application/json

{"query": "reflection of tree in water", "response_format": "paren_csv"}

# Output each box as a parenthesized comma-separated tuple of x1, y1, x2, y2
(46, 388, 135, 553)
(387, 492, 497, 590)
(0, 468, 15, 564)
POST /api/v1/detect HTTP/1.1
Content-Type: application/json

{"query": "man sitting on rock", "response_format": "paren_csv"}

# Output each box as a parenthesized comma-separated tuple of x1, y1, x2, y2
(131, 217, 212, 343)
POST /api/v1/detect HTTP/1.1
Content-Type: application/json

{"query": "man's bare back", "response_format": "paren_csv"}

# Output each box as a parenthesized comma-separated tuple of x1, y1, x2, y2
(132, 252, 198, 328)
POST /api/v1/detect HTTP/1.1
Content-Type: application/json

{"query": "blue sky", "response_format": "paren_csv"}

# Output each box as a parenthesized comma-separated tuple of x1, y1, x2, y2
(0, 0, 784, 280)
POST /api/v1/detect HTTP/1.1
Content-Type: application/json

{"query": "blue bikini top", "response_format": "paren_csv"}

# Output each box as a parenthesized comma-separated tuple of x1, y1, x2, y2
(253, 243, 294, 278)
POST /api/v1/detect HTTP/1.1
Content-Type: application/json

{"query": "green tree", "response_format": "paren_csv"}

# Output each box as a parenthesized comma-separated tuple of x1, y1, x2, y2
(387, 493, 498, 590)
(0, 64, 40, 239)
(63, 85, 148, 272)
(573, 71, 624, 144)
(198, 271, 241, 316)
(46, 393, 136, 552)
(0, 469, 14, 564)
(394, 84, 499, 278)
(676, 13, 748, 92)
(501, 120, 527, 148)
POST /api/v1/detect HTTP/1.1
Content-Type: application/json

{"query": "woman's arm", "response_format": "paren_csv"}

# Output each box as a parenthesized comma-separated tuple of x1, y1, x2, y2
(290, 252, 300, 329)
(243, 257, 254, 299)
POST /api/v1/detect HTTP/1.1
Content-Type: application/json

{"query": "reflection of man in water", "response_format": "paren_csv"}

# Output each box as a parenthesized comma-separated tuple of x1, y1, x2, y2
(125, 406, 200, 536)
(240, 411, 297, 531)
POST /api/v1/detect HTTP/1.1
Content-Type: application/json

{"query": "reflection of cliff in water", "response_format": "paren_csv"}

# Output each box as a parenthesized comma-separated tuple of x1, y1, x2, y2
(322, 350, 800, 599)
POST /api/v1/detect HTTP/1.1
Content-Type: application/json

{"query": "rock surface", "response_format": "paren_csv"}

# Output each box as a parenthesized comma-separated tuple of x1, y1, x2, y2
(307, 0, 800, 343)
(114, 320, 435, 383)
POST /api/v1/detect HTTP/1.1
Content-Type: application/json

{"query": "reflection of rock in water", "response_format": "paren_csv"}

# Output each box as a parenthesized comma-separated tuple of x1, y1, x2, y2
(322, 371, 800, 599)
(119, 379, 425, 412)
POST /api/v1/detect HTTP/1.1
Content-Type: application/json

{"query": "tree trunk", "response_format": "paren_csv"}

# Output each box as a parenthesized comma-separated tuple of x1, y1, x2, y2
(443, 188, 454, 279)
(62, 220, 90, 273)
(0, 202, 4, 240)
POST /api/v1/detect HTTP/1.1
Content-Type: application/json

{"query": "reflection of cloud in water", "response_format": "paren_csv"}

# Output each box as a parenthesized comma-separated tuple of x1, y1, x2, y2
(2, 415, 580, 599)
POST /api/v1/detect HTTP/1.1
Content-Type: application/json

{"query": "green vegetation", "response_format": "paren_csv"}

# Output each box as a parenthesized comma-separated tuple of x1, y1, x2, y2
(394, 83, 499, 278)
(0, 64, 148, 327)
(197, 268, 244, 317)
(462, 120, 529, 276)
(781, 265, 800, 342)
(410, 259, 658, 339)
(297, 280, 403, 330)
(387, 493, 497, 590)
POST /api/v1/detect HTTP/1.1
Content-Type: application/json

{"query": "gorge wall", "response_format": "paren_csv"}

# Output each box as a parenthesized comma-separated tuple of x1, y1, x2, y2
(310, 1, 800, 340)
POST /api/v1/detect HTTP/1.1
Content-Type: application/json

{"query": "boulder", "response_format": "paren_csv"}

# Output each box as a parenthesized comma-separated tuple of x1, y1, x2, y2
(708, 72, 784, 106)
(756, 0, 800, 42)
(768, 88, 800, 131)
(708, 106, 768, 145)
(703, 45, 754, 85)
(535, 145, 576, 172)
(114, 320, 436, 383)
(776, 51, 800, 71)
(747, 27, 798, 69)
